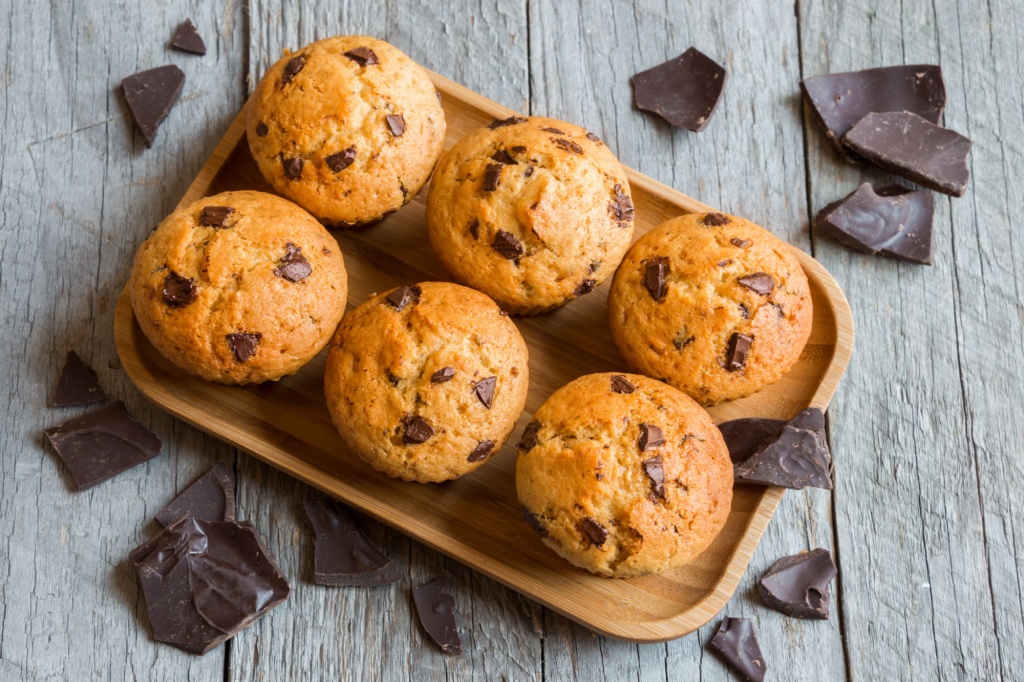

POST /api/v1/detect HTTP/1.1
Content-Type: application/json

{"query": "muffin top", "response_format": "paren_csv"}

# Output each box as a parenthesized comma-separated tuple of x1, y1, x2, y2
(129, 190, 348, 385)
(516, 373, 733, 578)
(324, 281, 530, 483)
(247, 35, 446, 227)
(425, 116, 634, 314)
(608, 212, 813, 406)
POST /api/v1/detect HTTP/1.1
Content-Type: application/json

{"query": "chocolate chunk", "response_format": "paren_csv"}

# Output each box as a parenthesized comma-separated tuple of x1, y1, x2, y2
(326, 146, 357, 172)
(161, 271, 197, 307)
(488, 115, 527, 129)
(842, 111, 972, 196)
(468, 219, 480, 239)
(121, 65, 185, 148)
(644, 259, 668, 301)
(255, 122, 269, 137)
(273, 243, 312, 282)
(639, 423, 664, 451)
(642, 455, 666, 501)
(226, 332, 261, 362)
(474, 376, 497, 409)
(386, 371, 401, 386)
(403, 416, 434, 445)
(467, 440, 495, 463)
(586, 132, 602, 143)
(492, 230, 523, 260)
(725, 333, 752, 372)
(610, 374, 636, 394)
(523, 166, 534, 177)
(738, 303, 750, 319)
(385, 284, 421, 311)
(200, 205, 234, 227)
(303, 499, 401, 587)
(730, 237, 752, 248)
(610, 184, 634, 222)
(344, 47, 379, 66)
(801, 65, 946, 160)
(385, 114, 406, 137)
(170, 19, 206, 55)
(51, 351, 106, 407)
(155, 462, 235, 527)
(43, 401, 161, 490)
(703, 212, 730, 226)
(413, 579, 462, 655)
(281, 55, 305, 84)
(541, 126, 566, 134)
(717, 417, 786, 464)
(708, 617, 766, 682)
(737, 273, 775, 296)
(550, 137, 584, 154)
(518, 420, 541, 451)
(631, 47, 727, 132)
(483, 162, 503, 191)
(431, 367, 456, 383)
(815, 183, 935, 264)
(522, 506, 548, 537)
(573, 279, 596, 297)
(758, 548, 838, 620)
(130, 516, 290, 655)
(580, 518, 608, 546)
(281, 156, 304, 180)
(674, 333, 695, 350)
(733, 408, 832, 490)
(512, 145, 527, 154)
(491, 149, 517, 165)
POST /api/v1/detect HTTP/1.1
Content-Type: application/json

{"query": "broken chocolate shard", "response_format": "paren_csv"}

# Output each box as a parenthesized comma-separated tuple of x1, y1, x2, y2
(758, 548, 838, 620)
(402, 416, 434, 445)
(730, 237, 752, 249)
(725, 333, 753, 372)
(644, 259, 668, 301)
(385, 284, 421, 312)
(281, 54, 306, 84)
(492, 230, 524, 260)
(518, 420, 541, 451)
(717, 417, 787, 464)
(162, 271, 198, 307)
(703, 212, 730, 226)
(801, 65, 946, 160)
(273, 243, 312, 282)
(344, 46, 378, 66)
(467, 440, 495, 463)
(474, 376, 497, 409)
(488, 115, 527, 129)
(610, 374, 636, 394)
(522, 506, 548, 537)
(386, 114, 406, 137)
(815, 183, 935, 265)
(490, 149, 517, 165)
(483, 162, 503, 191)
(733, 407, 832, 490)
(431, 367, 456, 383)
(573, 279, 596, 297)
(43, 401, 161, 490)
(611, 184, 634, 221)
(737, 273, 775, 296)
(413, 578, 462, 655)
(170, 18, 206, 55)
(580, 517, 608, 546)
(639, 423, 664, 451)
(550, 137, 584, 154)
(708, 617, 766, 682)
(281, 156, 304, 180)
(200, 205, 234, 227)
(122, 65, 185, 148)
(303, 499, 401, 587)
(842, 111, 972, 197)
(642, 455, 666, 500)
(255, 122, 269, 137)
(226, 332, 261, 362)
(631, 47, 727, 132)
(51, 350, 106, 407)
(130, 516, 290, 655)
(155, 462, 235, 527)
(326, 146, 357, 172)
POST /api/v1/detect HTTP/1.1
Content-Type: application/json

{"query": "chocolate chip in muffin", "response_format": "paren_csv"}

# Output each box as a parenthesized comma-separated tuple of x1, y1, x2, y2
(431, 367, 455, 383)
(483, 162, 503, 191)
(644, 258, 668, 301)
(586, 132, 602, 143)
(467, 440, 495, 462)
(255, 122, 269, 137)
(386, 371, 401, 386)
(574, 279, 596, 297)
(468, 219, 480, 239)
(610, 375, 636, 394)
(489, 115, 527, 129)
(730, 237, 752, 249)
(580, 518, 608, 546)
(474, 376, 497, 409)
(492, 230, 523, 260)
(402, 416, 434, 444)
(490, 149, 517, 165)
(344, 46, 378, 66)
(227, 332, 261, 362)
(282, 156, 304, 180)
(200, 206, 235, 227)
(273, 243, 312, 282)
(551, 137, 584, 154)
(639, 423, 665, 451)
(385, 285, 421, 312)
(541, 126, 566, 134)
(326, 146, 357, 172)
(522, 506, 548, 537)
(281, 55, 306, 84)
(386, 114, 406, 137)
(673, 331, 695, 350)
(610, 184, 634, 222)
(162, 271, 197, 307)
(523, 166, 534, 177)
(725, 333, 753, 371)
(738, 273, 775, 296)
(643, 454, 666, 501)
(121, 65, 185, 149)
(703, 212, 730, 226)
(518, 420, 541, 451)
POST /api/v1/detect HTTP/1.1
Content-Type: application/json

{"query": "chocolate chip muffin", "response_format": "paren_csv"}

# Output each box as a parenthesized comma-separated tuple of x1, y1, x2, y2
(247, 36, 446, 228)
(323, 282, 529, 483)
(129, 190, 348, 385)
(425, 116, 634, 314)
(516, 373, 732, 578)
(607, 212, 813, 406)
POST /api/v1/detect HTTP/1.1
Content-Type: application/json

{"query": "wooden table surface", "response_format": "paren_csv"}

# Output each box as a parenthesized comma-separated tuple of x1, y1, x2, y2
(2, 1, 1020, 680)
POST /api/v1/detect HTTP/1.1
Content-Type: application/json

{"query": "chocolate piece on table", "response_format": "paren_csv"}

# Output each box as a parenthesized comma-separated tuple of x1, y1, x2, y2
(226, 333, 260, 362)
(155, 462, 236, 527)
(130, 516, 290, 655)
(733, 407, 832, 490)
(815, 183, 935, 265)
(170, 18, 206, 55)
(800, 65, 945, 160)
(51, 350, 106, 407)
(273, 243, 312, 282)
(467, 440, 495, 463)
(385, 285, 420, 312)
(708, 617, 767, 682)
(717, 417, 786, 464)
(758, 548, 838, 620)
(303, 499, 401, 587)
(841, 111, 972, 197)
(122, 65, 185, 148)
(474, 376, 497, 409)
(610, 374, 636, 394)
(43, 401, 161, 490)
(413, 578, 462, 655)
(631, 47, 727, 132)
(725, 333, 753, 372)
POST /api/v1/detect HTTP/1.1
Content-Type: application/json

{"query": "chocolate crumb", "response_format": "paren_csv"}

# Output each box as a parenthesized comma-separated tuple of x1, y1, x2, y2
(610, 375, 636, 394)
(255, 122, 269, 137)
(551, 137, 584, 154)
(489, 115, 527, 129)
(573, 279, 596, 297)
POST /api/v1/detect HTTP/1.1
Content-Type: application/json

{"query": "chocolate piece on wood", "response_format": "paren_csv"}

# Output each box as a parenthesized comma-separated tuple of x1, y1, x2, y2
(708, 617, 767, 682)
(733, 407, 832, 490)
(412, 578, 462, 655)
(122, 65, 185, 148)
(758, 548, 838, 619)
(51, 350, 106, 407)
(155, 462, 236, 527)
(303, 499, 401, 587)
(631, 47, 728, 132)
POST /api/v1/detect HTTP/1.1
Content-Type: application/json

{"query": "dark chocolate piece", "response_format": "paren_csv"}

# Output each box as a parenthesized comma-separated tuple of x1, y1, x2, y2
(642, 455, 666, 501)
(611, 184, 634, 222)
(518, 420, 541, 451)
(170, 19, 206, 55)
(413, 578, 462, 655)
(717, 417, 786, 464)
(474, 376, 497, 409)
(255, 122, 269, 137)
(725, 333, 752, 372)
(674, 333, 695, 350)
(488, 115, 527, 129)
(610, 375, 636, 394)
(800, 65, 945, 160)
(43, 401, 161, 490)
(758, 548, 837, 620)
(541, 127, 566, 134)
(730, 237, 752, 248)
(281, 55, 305, 84)
(737, 273, 775, 296)
(226, 333, 260, 362)
(282, 156, 304, 180)
(51, 350, 106, 407)
(155, 462, 235, 527)
(403, 416, 434, 445)
(483, 162, 503, 191)
(550, 137, 583, 154)
(586, 132, 602, 143)
(491, 149, 517, 165)
(573, 279, 596, 297)
(386, 114, 406, 137)
(303, 499, 401, 587)
(492, 230, 523, 260)
(644, 259, 668, 301)
(841, 111, 971, 197)
(130, 516, 290, 655)
(708, 617, 766, 682)
(467, 440, 495, 463)
(522, 506, 548, 537)
(162, 271, 197, 307)
(815, 183, 935, 265)
(344, 47, 378, 66)
(733, 407, 832, 490)
(273, 243, 312, 282)
(631, 47, 727, 132)
(431, 367, 456, 383)
(200, 205, 234, 227)
(326, 146, 357, 172)
(468, 219, 480, 239)
(385, 285, 420, 312)
(703, 212, 730, 226)
(121, 65, 185, 148)
(638, 423, 664, 451)
(580, 518, 608, 546)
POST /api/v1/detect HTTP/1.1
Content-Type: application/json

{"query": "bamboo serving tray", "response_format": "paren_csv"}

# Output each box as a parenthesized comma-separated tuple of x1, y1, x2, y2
(114, 71, 854, 642)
